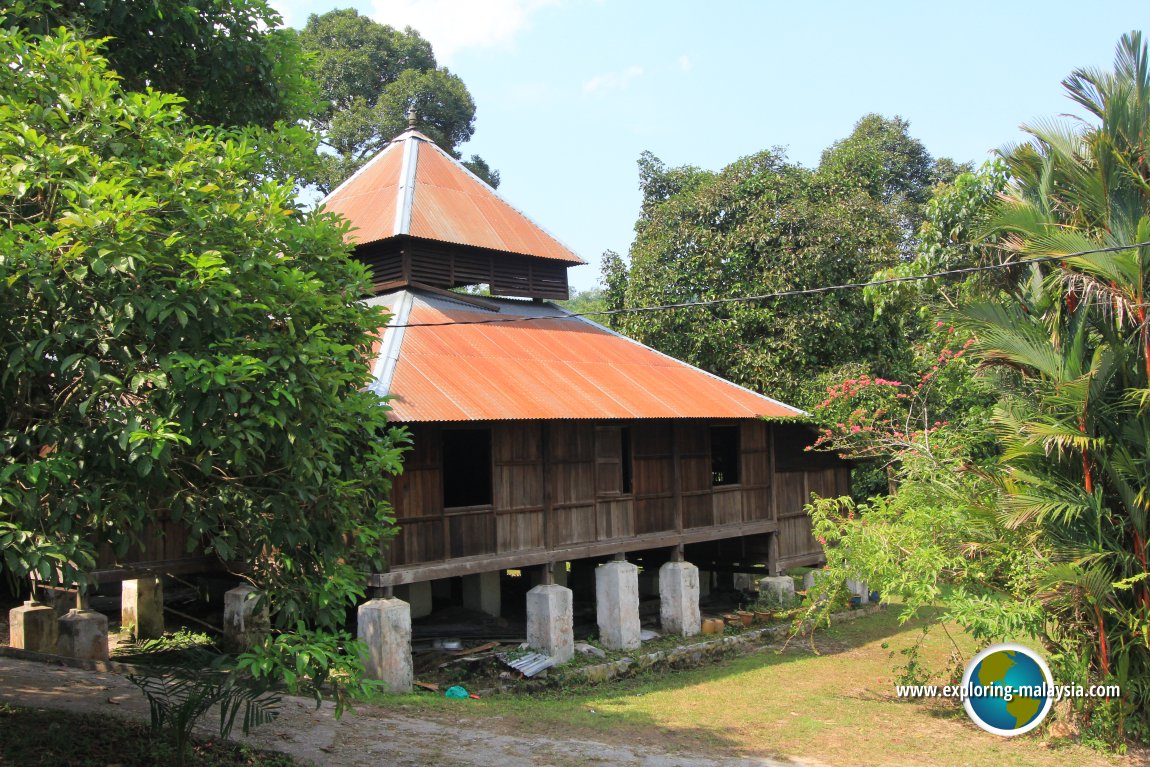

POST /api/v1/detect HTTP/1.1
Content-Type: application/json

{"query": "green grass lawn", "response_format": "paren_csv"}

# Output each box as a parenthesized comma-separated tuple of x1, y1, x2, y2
(385, 607, 1133, 767)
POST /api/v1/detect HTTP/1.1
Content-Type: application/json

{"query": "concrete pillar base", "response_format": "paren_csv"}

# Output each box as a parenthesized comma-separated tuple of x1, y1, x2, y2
(846, 578, 869, 600)
(397, 581, 433, 619)
(638, 569, 660, 598)
(733, 572, 761, 593)
(122, 577, 165, 639)
(222, 584, 270, 652)
(659, 561, 701, 637)
(759, 575, 796, 607)
(56, 608, 108, 660)
(595, 559, 641, 650)
(698, 570, 713, 598)
(358, 597, 412, 692)
(9, 600, 58, 653)
(462, 571, 501, 617)
(526, 584, 574, 663)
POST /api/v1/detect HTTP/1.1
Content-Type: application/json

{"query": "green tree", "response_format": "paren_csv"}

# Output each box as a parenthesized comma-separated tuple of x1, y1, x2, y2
(0, 26, 407, 640)
(605, 117, 955, 408)
(298, 8, 498, 192)
(5, 0, 314, 129)
(558, 287, 607, 317)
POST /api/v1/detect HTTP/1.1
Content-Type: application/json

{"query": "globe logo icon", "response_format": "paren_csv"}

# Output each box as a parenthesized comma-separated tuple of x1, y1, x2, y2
(962, 643, 1053, 736)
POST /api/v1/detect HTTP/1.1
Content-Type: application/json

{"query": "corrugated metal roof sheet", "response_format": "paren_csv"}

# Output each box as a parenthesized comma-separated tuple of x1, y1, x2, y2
(320, 130, 584, 265)
(500, 651, 557, 677)
(372, 290, 803, 422)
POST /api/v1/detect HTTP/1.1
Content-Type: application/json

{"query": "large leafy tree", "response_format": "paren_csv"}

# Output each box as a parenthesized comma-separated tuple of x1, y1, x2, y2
(0, 25, 406, 636)
(605, 116, 955, 408)
(5, 0, 314, 129)
(298, 8, 499, 192)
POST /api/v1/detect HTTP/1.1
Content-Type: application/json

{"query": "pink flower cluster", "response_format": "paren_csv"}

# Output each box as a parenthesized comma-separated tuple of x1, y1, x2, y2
(808, 327, 975, 459)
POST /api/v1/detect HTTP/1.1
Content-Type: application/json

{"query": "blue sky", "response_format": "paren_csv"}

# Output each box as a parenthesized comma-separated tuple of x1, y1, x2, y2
(272, 0, 1147, 292)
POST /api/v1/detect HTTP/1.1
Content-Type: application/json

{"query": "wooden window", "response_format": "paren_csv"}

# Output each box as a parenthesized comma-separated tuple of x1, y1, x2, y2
(595, 425, 634, 496)
(711, 426, 740, 486)
(442, 428, 493, 507)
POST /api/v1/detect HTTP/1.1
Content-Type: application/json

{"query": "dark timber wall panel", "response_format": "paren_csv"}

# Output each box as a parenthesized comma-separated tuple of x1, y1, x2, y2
(382, 420, 844, 581)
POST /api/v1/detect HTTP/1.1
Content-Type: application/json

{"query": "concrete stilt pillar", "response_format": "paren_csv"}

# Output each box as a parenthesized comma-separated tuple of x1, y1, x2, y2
(595, 559, 641, 650)
(733, 572, 760, 593)
(526, 584, 574, 663)
(462, 571, 501, 617)
(357, 597, 412, 692)
(659, 561, 701, 637)
(397, 581, 433, 619)
(9, 600, 58, 653)
(56, 609, 108, 660)
(122, 576, 165, 639)
(846, 578, 870, 600)
(759, 575, 796, 607)
(35, 585, 79, 618)
(698, 570, 713, 598)
(637, 569, 660, 598)
(222, 584, 270, 652)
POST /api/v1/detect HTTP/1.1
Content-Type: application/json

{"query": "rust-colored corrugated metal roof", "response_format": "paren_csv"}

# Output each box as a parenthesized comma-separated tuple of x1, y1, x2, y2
(319, 142, 404, 246)
(370, 290, 803, 422)
(319, 130, 584, 265)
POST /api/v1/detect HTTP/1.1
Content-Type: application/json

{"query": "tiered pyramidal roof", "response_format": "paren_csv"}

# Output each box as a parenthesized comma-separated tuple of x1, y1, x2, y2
(324, 123, 802, 422)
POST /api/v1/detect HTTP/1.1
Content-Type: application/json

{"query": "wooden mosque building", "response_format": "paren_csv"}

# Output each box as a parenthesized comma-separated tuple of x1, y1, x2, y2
(319, 120, 850, 687)
(8, 118, 847, 679)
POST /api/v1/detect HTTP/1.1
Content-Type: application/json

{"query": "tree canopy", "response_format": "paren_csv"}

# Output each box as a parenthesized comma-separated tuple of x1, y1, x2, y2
(604, 115, 958, 409)
(5, 0, 314, 129)
(298, 8, 498, 192)
(0, 24, 406, 635)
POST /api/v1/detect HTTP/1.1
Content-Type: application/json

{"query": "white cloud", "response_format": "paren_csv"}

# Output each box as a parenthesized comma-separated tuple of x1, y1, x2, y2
(582, 65, 643, 95)
(370, 0, 558, 63)
(678, 54, 692, 73)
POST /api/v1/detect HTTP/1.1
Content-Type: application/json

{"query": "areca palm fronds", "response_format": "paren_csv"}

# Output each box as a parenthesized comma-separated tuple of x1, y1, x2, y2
(961, 31, 1150, 737)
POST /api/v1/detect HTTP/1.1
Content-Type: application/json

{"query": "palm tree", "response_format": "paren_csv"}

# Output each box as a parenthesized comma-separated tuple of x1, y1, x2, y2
(961, 31, 1150, 736)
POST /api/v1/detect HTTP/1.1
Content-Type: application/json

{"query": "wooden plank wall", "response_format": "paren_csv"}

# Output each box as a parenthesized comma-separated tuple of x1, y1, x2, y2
(775, 467, 850, 563)
(386, 420, 838, 570)
(84, 422, 845, 582)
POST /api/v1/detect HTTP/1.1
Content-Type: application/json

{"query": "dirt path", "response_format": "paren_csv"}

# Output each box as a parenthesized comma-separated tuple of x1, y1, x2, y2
(0, 656, 806, 767)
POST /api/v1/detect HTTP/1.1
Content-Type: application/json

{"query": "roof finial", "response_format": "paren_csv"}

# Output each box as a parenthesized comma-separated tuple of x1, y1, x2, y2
(406, 106, 418, 130)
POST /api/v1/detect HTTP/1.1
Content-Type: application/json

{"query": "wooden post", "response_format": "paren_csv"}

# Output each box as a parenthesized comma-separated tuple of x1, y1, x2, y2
(541, 422, 553, 552)
(671, 422, 683, 535)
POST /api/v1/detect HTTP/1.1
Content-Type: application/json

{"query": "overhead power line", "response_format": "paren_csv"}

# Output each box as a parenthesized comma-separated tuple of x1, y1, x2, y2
(390, 241, 1150, 328)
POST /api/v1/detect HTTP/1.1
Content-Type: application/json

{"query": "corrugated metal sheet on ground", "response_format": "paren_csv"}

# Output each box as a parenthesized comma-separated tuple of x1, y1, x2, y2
(374, 292, 803, 422)
(499, 651, 556, 677)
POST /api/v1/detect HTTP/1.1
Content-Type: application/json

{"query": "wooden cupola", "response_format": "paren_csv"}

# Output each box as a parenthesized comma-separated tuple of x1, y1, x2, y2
(319, 115, 584, 300)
